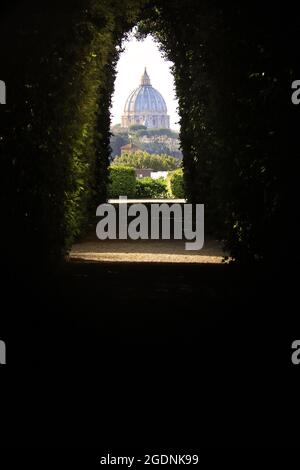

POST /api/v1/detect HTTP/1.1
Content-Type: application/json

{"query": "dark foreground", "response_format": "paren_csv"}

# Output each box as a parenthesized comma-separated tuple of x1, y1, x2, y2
(1, 258, 299, 449)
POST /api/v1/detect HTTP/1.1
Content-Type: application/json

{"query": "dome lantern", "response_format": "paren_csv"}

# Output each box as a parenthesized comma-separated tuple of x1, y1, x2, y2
(141, 67, 151, 86)
(121, 67, 170, 129)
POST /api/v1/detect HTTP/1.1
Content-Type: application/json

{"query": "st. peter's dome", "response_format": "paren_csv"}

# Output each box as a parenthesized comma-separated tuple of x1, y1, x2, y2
(121, 68, 170, 129)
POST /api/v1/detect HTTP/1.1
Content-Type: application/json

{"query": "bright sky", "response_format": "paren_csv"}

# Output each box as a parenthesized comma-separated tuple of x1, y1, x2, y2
(110, 33, 180, 130)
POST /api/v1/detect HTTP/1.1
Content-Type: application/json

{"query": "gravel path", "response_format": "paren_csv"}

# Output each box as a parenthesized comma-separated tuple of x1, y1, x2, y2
(69, 235, 227, 264)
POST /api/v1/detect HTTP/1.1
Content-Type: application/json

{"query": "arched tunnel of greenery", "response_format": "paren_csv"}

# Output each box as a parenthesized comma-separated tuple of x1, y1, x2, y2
(1, 1, 300, 448)
(0, 0, 298, 274)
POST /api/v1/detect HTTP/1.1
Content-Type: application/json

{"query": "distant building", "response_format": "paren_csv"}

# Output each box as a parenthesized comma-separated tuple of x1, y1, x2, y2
(121, 68, 170, 129)
(139, 134, 181, 152)
(151, 171, 168, 180)
(135, 169, 153, 179)
(120, 142, 141, 155)
(135, 170, 169, 180)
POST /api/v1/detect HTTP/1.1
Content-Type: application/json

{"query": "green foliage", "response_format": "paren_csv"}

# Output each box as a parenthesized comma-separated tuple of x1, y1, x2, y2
(138, 141, 181, 158)
(137, 0, 289, 262)
(108, 166, 136, 198)
(0, 0, 146, 270)
(167, 169, 185, 198)
(110, 125, 181, 157)
(1, 0, 293, 269)
(136, 128, 177, 138)
(135, 177, 168, 198)
(110, 133, 129, 157)
(129, 124, 147, 132)
(112, 151, 181, 171)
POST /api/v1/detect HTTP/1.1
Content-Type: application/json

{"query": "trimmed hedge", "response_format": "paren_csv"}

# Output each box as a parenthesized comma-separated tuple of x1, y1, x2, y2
(135, 177, 168, 198)
(0, 0, 145, 272)
(167, 169, 185, 198)
(1, 0, 294, 268)
(108, 166, 136, 198)
(112, 151, 180, 171)
(137, 0, 295, 262)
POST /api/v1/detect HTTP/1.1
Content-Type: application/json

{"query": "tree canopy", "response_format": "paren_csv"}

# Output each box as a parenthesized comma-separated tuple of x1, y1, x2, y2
(112, 151, 181, 171)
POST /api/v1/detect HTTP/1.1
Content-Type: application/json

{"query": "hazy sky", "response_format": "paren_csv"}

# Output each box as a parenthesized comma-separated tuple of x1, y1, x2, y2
(110, 33, 180, 130)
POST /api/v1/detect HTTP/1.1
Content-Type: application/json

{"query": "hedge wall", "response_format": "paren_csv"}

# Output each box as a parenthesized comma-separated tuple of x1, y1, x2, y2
(108, 166, 136, 198)
(0, 0, 146, 272)
(137, 0, 299, 262)
(1, 0, 298, 271)
(135, 177, 168, 198)
(167, 169, 185, 199)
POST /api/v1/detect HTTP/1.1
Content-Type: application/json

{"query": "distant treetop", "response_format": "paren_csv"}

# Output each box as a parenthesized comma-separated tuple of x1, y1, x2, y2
(111, 151, 181, 171)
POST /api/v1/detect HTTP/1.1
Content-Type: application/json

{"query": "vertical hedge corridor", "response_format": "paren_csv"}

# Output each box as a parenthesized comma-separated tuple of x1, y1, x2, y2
(0, 0, 298, 273)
